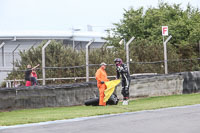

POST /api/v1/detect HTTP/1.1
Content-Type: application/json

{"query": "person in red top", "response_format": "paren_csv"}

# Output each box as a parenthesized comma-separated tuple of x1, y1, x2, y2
(31, 68, 38, 85)
(95, 62, 109, 106)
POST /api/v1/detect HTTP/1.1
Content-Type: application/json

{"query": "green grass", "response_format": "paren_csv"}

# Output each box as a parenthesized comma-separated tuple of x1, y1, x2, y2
(1, 93, 200, 126)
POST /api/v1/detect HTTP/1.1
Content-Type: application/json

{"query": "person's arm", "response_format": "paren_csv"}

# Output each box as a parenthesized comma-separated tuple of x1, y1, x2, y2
(32, 64, 40, 70)
(116, 69, 120, 79)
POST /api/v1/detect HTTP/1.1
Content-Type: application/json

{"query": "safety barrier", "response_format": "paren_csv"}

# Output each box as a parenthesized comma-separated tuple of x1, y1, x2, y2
(0, 73, 185, 111)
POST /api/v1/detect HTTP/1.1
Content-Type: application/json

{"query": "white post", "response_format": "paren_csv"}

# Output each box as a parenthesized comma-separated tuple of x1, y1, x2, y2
(72, 28, 75, 50)
(73, 37, 75, 50)
(72, 28, 81, 50)
(12, 44, 20, 70)
(125, 36, 135, 73)
(6, 81, 8, 88)
(163, 37, 167, 74)
(0, 42, 5, 67)
(124, 38, 126, 50)
(86, 39, 94, 82)
(163, 35, 172, 74)
(42, 40, 51, 85)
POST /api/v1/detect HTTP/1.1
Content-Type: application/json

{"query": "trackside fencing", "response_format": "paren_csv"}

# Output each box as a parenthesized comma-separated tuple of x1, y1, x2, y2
(2, 57, 200, 87)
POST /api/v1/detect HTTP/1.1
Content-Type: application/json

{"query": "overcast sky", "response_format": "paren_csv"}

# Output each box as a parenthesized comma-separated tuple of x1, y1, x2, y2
(0, 0, 199, 32)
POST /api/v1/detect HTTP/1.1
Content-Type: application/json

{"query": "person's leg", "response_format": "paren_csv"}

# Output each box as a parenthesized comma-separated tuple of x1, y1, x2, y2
(126, 78, 131, 98)
(99, 84, 106, 106)
(33, 77, 37, 85)
(121, 79, 129, 105)
(121, 80, 126, 100)
(122, 78, 130, 99)
(30, 77, 37, 86)
(124, 83, 129, 100)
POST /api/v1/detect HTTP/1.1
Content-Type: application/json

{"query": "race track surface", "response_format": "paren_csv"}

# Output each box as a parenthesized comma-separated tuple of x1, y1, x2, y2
(1, 104, 200, 133)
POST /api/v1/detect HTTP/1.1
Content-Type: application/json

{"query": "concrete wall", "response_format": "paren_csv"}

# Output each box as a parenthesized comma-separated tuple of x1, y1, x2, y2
(181, 71, 200, 94)
(0, 74, 185, 111)
(0, 82, 99, 110)
(115, 74, 183, 99)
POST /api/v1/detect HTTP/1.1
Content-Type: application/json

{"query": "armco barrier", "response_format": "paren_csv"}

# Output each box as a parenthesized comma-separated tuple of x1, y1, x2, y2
(115, 74, 183, 99)
(1, 72, 199, 111)
(181, 71, 200, 94)
(0, 82, 98, 110)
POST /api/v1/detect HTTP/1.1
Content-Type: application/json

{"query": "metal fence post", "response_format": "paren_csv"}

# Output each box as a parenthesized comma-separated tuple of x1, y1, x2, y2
(42, 40, 51, 85)
(125, 36, 135, 72)
(86, 39, 94, 82)
(163, 35, 172, 74)
(12, 44, 20, 70)
(0, 42, 5, 67)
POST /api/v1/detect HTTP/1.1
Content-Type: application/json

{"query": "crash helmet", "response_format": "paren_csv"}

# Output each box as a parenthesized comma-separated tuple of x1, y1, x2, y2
(114, 58, 122, 66)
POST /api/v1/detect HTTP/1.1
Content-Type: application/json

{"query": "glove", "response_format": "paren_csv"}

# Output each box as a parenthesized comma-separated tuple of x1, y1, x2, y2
(101, 81, 105, 84)
(117, 66, 123, 72)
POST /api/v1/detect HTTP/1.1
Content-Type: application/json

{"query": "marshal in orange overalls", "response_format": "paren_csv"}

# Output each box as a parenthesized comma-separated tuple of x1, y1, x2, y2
(95, 65, 109, 106)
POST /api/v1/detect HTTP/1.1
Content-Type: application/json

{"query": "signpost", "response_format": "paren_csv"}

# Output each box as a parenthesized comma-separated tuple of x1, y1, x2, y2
(162, 26, 168, 36)
(162, 26, 172, 74)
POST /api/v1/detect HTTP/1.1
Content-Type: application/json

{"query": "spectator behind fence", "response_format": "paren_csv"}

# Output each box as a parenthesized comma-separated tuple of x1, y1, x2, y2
(32, 68, 38, 85)
(25, 64, 40, 86)
(13, 79, 21, 88)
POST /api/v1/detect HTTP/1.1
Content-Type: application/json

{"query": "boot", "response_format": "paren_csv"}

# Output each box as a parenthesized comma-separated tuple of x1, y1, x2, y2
(122, 100, 128, 105)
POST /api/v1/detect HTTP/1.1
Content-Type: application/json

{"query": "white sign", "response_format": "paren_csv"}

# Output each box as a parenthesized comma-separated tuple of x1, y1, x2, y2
(162, 26, 168, 36)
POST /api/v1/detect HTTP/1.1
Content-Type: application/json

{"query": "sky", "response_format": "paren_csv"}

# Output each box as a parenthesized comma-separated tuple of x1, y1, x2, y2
(0, 0, 199, 33)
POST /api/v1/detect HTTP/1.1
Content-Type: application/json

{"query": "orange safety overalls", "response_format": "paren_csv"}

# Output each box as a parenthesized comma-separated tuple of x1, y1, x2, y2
(95, 67, 109, 106)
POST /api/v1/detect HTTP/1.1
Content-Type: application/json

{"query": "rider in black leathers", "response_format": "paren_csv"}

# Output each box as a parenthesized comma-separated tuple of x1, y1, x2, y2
(114, 58, 131, 101)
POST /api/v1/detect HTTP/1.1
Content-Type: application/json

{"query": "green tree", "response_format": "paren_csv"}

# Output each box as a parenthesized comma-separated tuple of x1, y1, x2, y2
(105, 2, 200, 46)
(104, 2, 200, 73)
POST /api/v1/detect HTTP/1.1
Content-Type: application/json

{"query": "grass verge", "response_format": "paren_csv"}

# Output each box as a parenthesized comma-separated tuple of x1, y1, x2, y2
(0, 93, 200, 126)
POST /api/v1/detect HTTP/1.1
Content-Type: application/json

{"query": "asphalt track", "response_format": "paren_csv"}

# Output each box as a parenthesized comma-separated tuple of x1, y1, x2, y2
(1, 104, 200, 133)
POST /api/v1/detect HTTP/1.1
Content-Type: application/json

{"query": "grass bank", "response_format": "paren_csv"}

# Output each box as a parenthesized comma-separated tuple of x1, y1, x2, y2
(0, 93, 200, 126)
